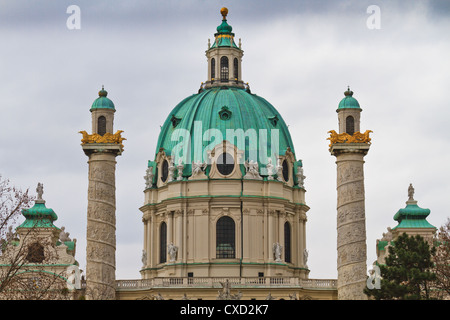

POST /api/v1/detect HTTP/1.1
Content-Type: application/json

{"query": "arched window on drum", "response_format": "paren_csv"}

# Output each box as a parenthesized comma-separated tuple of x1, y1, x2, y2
(216, 216, 235, 259)
(346, 116, 355, 135)
(160, 222, 167, 263)
(220, 56, 229, 82)
(97, 116, 107, 136)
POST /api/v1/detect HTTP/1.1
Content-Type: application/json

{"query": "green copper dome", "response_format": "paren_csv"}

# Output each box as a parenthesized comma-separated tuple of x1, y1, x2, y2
(18, 202, 59, 229)
(155, 87, 299, 178)
(210, 7, 240, 50)
(392, 202, 436, 230)
(338, 87, 361, 110)
(90, 87, 115, 111)
(217, 19, 232, 34)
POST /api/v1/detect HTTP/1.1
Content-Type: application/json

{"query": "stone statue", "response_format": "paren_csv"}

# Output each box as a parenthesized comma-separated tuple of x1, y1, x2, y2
(220, 279, 231, 296)
(381, 227, 393, 241)
(233, 291, 242, 300)
(276, 158, 283, 181)
(266, 158, 274, 180)
(154, 293, 164, 300)
(408, 183, 415, 201)
(168, 243, 178, 262)
(59, 226, 71, 242)
(296, 166, 306, 188)
(177, 159, 184, 181)
(273, 242, 283, 262)
(303, 248, 309, 267)
(168, 159, 175, 182)
(217, 279, 230, 300)
(243, 159, 262, 180)
(191, 160, 206, 177)
(265, 293, 275, 300)
(144, 167, 154, 189)
(36, 182, 44, 200)
(217, 280, 242, 300)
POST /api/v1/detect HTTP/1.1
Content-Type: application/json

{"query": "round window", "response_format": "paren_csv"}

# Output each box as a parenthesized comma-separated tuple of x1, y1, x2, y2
(161, 160, 169, 182)
(217, 153, 234, 176)
(282, 160, 289, 182)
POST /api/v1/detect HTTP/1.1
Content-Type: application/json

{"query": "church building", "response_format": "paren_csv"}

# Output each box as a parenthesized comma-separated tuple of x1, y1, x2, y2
(2, 7, 439, 301)
(113, 7, 336, 300)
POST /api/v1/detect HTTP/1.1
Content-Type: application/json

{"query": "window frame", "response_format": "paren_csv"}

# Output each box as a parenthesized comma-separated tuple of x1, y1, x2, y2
(284, 221, 291, 263)
(220, 56, 229, 82)
(346, 115, 355, 135)
(216, 216, 236, 259)
(161, 159, 169, 183)
(211, 58, 216, 80)
(97, 116, 107, 136)
(160, 222, 167, 263)
(216, 152, 235, 176)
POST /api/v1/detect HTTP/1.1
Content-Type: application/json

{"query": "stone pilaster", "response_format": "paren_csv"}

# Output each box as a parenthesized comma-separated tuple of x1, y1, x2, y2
(330, 143, 369, 300)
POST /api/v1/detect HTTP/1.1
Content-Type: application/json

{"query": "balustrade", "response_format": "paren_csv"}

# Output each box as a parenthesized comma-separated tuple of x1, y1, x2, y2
(115, 277, 336, 290)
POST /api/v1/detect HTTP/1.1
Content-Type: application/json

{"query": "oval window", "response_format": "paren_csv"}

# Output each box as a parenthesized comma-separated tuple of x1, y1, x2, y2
(217, 153, 234, 176)
(161, 160, 169, 182)
(282, 160, 289, 182)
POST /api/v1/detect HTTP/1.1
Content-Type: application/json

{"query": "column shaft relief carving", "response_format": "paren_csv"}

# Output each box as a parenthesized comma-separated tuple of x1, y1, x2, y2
(86, 155, 117, 300)
(335, 156, 367, 300)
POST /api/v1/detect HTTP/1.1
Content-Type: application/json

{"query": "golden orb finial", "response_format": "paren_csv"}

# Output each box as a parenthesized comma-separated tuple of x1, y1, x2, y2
(220, 7, 228, 20)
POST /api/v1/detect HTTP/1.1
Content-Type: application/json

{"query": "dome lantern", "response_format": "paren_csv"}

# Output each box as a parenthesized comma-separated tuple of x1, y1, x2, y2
(205, 8, 244, 89)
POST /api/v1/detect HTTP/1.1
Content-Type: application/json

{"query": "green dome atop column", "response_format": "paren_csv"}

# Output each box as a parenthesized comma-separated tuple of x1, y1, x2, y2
(338, 87, 361, 110)
(90, 86, 115, 111)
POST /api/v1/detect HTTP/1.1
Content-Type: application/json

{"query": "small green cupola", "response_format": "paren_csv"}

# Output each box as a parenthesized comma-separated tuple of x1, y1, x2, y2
(90, 86, 115, 111)
(392, 184, 436, 231)
(89, 86, 116, 136)
(18, 183, 59, 229)
(338, 87, 361, 110)
(336, 87, 362, 135)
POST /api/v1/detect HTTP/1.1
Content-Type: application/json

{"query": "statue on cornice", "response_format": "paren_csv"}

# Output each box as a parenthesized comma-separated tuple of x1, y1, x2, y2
(244, 159, 262, 180)
(408, 183, 415, 201)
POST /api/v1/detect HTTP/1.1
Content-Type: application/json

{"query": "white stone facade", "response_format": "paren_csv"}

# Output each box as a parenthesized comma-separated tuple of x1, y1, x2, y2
(140, 146, 310, 280)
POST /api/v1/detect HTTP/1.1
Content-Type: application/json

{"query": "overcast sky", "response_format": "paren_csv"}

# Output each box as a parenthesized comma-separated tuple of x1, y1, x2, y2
(1, 0, 449, 281)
